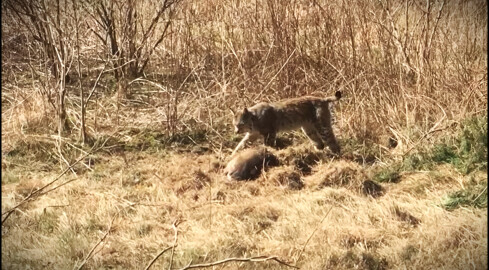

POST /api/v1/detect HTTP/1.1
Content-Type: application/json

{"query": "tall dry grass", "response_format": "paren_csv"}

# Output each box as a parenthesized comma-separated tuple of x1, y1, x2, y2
(144, 0, 487, 146)
(2, 0, 487, 146)
(1, 0, 487, 269)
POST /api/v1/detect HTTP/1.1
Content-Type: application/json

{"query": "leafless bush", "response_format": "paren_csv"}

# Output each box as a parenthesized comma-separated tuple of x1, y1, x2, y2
(4, 0, 80, 136)
(160, 0, 487, 146)
(81, 0, 180, 98)
(2, 0, 487, 150)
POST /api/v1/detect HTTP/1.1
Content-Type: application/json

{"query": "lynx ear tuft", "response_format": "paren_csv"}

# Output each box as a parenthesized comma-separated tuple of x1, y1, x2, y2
(335, 91, 342, 99)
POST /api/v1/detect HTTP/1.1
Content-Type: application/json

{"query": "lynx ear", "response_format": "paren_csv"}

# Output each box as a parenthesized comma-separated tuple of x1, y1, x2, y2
(243, 108, 249, 114)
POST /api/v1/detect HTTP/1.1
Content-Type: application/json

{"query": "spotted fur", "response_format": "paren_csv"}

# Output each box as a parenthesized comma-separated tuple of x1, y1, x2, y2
(231, 91, 342, 156)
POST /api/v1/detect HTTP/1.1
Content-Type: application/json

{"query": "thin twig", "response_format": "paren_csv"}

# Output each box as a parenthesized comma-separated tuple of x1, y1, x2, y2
(2, 139, 107, 225)
(42, 204, 70, 212)
(39, 178, 79, 196)
(254, 48, 296, 101)
(144, 246, 173, 270)
(1, 151, 92, 225)
(85, 60, 108, 105)
(143, 220, 181, 270)
(178, 255, 299, 270)
(295, 204, 334, 264)
(54, 146, 77, 176)
(75, 215, 116, 270)
(168, 219, 180, 270)
(472, 186, 487, 203)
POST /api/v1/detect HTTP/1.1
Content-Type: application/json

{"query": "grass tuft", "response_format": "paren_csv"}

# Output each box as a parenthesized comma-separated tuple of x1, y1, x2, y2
(442, 178, 487, 211)
(372, 166, 401, 183)
(1, 170, 20, 184)
(37, 211, 59, 234)
(400, 245, 419, 262)
(325, 251, 388, 270)
(373, 115, 488, 184)
(360, 252, 388, 270)
(429, 116, 487, 174)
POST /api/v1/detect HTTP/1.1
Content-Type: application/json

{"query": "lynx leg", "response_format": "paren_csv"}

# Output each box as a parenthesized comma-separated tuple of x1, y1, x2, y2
(264, 133, 277, 147)
(301, 126, 324, 150)
(232, 132, 259, 156)
(316, 106, 341, 154)
(319, 125, 341, 154)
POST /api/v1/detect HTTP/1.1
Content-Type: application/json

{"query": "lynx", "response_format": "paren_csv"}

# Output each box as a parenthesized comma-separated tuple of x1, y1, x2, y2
(231, 91, 342, 156)
(224, 148, 279, 181)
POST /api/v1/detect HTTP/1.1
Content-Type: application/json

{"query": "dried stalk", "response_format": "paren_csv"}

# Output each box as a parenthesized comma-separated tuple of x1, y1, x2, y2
(75, 215, 116, 270)
(168, 220, 180, 270)
(295, 204, 334, 264)
(144, 247, 173, 270)
(143, 220, 181, 270)
(178, 255, 299, 270)
(1, 151, 92, 225)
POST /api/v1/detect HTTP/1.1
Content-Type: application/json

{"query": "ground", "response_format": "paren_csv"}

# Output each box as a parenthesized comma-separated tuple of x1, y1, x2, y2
(2, 0, 487, 268)
(1, 134, 487, 269)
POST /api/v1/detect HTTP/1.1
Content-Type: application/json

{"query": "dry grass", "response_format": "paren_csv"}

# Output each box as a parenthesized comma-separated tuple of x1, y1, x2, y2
(2, 0, 487, 269)
(2, 141, 487, 269)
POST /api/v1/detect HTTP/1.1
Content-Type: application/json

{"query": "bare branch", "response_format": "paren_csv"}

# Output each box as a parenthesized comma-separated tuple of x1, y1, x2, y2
(144, 246, 173, 270)
(138, 0, 172, 53)
(168, 219, 180, 270)
(426, 0, 446, 58)
(1, 141, 106, 225)
(142, 219, 181, 270)
(137, 8, 175, 75)
(178, 256, 299, 270)
(75, 215, 116, 270)
(295, 204, 334, 264)
(85, 61, 109, 105)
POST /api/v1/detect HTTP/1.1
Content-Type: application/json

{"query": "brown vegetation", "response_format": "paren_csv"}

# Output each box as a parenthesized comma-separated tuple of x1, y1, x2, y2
(2, 0, 487, 269)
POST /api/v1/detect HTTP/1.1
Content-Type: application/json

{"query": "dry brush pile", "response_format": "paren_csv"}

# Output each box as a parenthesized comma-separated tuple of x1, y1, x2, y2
(1, 0, 487, 269)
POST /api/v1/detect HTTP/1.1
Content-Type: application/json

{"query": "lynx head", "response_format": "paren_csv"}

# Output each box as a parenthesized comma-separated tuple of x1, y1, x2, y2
(231, 107, 254, 134)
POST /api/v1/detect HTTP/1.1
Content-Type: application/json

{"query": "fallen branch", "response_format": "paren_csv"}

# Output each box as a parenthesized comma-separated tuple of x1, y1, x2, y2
(178, 255, 299, 270)
(2, 138, 110, 225)
(1, 151, 92, 225)
(38, 178, 79, 196)
(295, 204, 334, 264)
(144, 246, 174, 270)
(168, 220, 181, 270)
(143, 219, 181, 270)
(75, 215, 116, 270)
